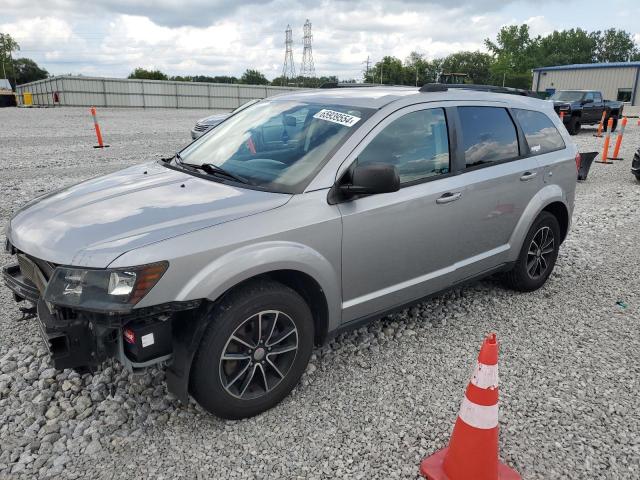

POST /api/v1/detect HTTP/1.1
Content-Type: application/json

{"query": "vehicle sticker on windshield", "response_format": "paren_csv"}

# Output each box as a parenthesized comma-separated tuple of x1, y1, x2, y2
(313, 109, 361, 127)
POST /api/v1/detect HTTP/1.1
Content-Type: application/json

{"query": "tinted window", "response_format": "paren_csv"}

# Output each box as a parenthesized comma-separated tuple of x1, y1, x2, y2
(513, 109, 565, 155)
(584, 92, 595, 101)
(358, 108, 450, 183)
(458, 107, 519, 167)
(594, 92, 602, 103)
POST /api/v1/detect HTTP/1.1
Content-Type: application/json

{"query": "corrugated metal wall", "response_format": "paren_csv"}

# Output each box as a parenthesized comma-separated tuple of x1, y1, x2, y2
(532, 67, 640, 106)
(15, 76, 300, 109)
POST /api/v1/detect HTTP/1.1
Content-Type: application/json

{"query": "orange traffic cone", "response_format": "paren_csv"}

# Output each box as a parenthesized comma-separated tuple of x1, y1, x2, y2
(420, 334, 520, 480)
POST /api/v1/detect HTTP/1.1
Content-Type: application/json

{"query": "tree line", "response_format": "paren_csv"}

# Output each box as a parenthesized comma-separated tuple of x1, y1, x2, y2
(0, 33, 49, 87)
(367, 26, 639, 90)
(2, 25, 639, 91)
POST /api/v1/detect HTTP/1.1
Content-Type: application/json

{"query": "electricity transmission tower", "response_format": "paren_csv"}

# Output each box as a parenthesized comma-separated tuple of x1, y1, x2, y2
(300, 19, 316, 84)
(281, 25, 296, 85)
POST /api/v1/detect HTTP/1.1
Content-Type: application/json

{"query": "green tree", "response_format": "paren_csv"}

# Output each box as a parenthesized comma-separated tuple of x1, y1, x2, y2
(485, 24, 538, 88)
(127, 67, 168, 80)
(536, 28, 596, 66)
(592, 29, 639, 62)
(369, 56, 404, 85)
(440, 51, 493, 84)
(11, 58, 48, 86)
(402, 52, 438, 86)
(0, 33, 20, 84)
(240, 69, 269, 85)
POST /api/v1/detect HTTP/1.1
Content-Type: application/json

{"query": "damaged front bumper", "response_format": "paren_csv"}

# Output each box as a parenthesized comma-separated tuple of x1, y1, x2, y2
(2, 258, 200, 371)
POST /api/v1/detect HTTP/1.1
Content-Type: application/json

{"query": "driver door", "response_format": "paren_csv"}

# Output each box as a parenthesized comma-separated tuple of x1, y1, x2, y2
(338, 105, 468, 322)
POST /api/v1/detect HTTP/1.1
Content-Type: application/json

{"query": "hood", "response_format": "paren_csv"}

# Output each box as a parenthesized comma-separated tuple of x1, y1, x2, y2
(7, 161, 291, 267)
(198, 113, 229, 126)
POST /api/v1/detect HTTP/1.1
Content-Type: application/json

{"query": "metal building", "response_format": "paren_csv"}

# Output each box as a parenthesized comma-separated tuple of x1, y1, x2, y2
(15, 75, 299, 109)
(532, 62, 640, 106)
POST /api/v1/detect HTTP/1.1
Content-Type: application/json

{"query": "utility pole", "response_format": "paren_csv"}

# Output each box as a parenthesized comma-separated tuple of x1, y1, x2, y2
(281, 25, 296, 86)
(363, 56, 371, 83)
(300, 19, 316, 86)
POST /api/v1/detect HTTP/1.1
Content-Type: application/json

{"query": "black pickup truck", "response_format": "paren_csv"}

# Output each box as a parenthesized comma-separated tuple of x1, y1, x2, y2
(549, 90, 624, 135)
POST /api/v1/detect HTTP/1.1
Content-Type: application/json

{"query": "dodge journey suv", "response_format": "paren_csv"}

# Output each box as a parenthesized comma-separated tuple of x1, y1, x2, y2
(3, 85, 577, 418)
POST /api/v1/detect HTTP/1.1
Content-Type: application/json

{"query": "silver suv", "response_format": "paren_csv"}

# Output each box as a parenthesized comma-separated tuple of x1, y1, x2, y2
(2, 85, 577, 418)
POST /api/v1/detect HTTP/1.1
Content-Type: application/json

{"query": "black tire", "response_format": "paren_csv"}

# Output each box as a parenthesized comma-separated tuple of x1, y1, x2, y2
(567, 116, 581, 135)
(501, 212, 561, 292)
(190, 279, 314, 419)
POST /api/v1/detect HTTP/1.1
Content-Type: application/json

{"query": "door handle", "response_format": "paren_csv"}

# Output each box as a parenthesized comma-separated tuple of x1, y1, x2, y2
(520, 171, 538, 181)
(436, 192, 462, 204)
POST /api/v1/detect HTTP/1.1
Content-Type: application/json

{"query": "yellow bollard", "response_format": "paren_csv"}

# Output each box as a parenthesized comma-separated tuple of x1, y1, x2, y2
(23, 92, 33, 106)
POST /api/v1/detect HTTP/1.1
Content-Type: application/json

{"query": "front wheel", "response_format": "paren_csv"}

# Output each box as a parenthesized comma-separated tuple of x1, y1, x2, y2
(567, 116, 581, 135)
(190, 280, 314, 419)
(501, 212, 561, 292)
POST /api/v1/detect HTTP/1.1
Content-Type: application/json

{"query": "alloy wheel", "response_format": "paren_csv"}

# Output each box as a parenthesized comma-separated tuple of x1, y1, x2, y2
(219, 310, 298, 400)
(526, 226, 555, 279)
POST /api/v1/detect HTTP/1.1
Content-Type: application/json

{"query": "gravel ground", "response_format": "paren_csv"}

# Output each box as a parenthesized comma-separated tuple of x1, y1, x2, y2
(0, 106, 639, 480)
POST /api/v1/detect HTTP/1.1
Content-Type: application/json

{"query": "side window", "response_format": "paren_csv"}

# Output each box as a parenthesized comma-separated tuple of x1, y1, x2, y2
(458, 107, 519, 167)
(584, 92, 595, 102)
(357, 108, 449, 184)
(594, 92, 602, 103)
(513, 109, 566, 155)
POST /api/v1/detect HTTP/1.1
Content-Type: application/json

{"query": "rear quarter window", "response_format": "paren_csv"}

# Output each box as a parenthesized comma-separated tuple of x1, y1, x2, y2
(513, 109, 565, 156)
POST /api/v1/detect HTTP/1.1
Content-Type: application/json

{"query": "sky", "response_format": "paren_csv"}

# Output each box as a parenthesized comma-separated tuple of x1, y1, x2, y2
(1, 0, 639, 81)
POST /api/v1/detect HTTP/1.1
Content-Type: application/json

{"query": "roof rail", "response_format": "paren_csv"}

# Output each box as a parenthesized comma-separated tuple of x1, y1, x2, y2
(319, 82, 379, 89)
(444, 84, 540, 98)
(419, 83, 540, 98)
(419, 83, 448, 92)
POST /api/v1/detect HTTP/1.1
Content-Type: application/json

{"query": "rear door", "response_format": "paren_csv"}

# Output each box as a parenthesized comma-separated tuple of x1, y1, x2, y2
(447, 105, 543, 283)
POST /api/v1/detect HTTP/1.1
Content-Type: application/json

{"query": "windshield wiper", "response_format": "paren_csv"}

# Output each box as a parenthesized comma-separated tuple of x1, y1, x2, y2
(178, 156, 250, 185)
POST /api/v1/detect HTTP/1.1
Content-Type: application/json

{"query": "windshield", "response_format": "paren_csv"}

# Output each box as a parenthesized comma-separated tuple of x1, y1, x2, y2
(549, 91, 584, 102)
(179, 100, 374, 193)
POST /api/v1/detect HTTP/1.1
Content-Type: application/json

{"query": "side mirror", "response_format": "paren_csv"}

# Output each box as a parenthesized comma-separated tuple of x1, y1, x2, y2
(283, 115, 297, 127)
(339, 163, 400, 196)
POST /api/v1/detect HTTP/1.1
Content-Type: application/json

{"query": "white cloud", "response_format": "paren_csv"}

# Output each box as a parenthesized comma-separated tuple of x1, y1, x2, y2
(1, 0, 638, 81)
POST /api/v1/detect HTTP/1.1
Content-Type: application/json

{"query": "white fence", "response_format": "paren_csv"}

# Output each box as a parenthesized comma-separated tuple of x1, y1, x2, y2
(16, 76, 300, 109)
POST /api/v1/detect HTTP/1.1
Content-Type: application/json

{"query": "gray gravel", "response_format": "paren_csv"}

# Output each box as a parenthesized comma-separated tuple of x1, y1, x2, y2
(1, 106, 639, 479)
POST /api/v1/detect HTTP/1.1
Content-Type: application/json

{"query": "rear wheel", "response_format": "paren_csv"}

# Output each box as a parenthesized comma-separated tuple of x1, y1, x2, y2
(501, 212, 561, 292)
(190, 279, 314, 419)
(567, 116, 581, 135)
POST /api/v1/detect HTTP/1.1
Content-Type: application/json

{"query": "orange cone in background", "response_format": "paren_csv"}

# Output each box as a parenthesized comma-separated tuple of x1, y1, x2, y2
(595, 118, 614, 164)
(420, 334, 520, 480)
(90, 106, 109, 148)
(594, 111, 607, 137)
(609, 117, 627, 161)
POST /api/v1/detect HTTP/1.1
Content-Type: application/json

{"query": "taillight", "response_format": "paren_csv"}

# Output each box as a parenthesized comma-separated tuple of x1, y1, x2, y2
(575, 153, 581, 172)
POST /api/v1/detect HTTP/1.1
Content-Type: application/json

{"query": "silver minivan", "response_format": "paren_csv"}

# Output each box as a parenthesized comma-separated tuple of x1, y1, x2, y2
(3, 85, 577, 418)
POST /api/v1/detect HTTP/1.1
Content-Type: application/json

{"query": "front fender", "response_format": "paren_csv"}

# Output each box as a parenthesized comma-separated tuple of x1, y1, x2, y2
(507, 185, 568, 263)
(175, 241, 341, 327)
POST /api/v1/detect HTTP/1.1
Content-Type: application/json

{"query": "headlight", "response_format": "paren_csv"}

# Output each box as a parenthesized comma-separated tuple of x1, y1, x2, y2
(44, 262, 168, 313)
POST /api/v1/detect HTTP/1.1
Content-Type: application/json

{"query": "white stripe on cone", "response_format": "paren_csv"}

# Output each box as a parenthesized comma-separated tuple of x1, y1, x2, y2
(470, 362, 499, 389)
(458, 396, 499, 430)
